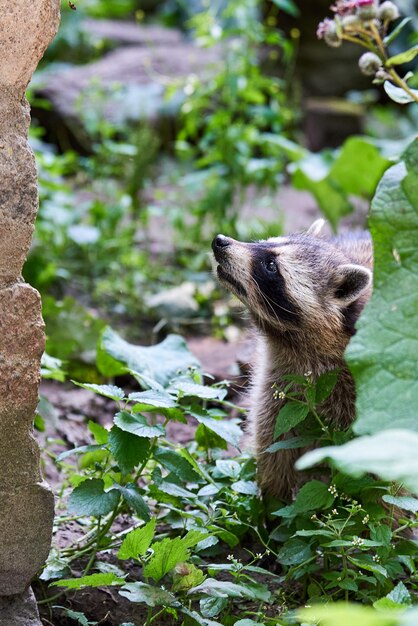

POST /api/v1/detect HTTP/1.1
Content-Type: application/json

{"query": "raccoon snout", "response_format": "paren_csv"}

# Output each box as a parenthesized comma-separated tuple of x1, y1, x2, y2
(212, 234, 232, 260)
(212, 234, 231, 250)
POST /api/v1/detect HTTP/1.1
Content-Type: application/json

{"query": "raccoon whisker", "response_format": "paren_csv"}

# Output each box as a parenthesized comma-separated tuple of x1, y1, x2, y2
(247, 273, 297, 320)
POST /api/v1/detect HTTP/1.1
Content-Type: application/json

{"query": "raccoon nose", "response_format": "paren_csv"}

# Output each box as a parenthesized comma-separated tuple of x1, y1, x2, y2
(212, 234, 231, 251)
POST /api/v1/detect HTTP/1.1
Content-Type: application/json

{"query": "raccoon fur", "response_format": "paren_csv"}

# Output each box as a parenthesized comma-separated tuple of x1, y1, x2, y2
(212, 220, 373, 501)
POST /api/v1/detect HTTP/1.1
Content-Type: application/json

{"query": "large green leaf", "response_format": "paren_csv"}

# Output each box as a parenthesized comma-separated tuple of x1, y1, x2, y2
(291, 137, 391, 229)
(296, 429, 418, 495)
(347, 139, 418, 435)
(112, 483, 150, 520)
(68, 478, 120, 517)
(114, 411, 165, 439)
(143, 537, 190, 582)
(52, 573, 124, 589)
(97, 327, 201, 386)
(108, 426, 150, 473)
(117, 518, 156, 560)
(188, 407, 242, 449)
(298, 603, 401, 626)
(119, 582, 177, 607)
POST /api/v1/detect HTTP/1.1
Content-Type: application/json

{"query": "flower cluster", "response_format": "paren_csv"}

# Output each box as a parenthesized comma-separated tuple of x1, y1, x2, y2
(316, 0, 414, 98)
(317, 0, 399, 51)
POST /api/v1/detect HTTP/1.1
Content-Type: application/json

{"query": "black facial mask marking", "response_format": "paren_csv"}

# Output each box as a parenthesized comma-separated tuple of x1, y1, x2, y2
(251, 248, 301, 324)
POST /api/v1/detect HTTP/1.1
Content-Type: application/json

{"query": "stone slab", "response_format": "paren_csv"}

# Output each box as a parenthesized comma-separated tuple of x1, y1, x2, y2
(37, 40, 222, 126)
(83, 18, 184, 47)
(0, 484, 54, 595)
(0, 587, 42, 625)
(0, 283, 44, 409)
(0, 0, 60, 91)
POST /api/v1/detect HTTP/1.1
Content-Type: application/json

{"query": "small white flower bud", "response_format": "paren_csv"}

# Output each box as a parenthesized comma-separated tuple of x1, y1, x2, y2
(378, 1, 400, 21)
(357, 0, 378, 20)
(324, 23, 343, 47)
(341, 14, 363, 30)
(358, 51, 382, 75)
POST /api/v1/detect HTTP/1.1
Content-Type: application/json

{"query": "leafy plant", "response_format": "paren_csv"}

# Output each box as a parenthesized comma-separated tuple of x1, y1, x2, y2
(36, 331, 418, 624)
(173, 0, 297, 237)
(318, 0, 418, 104)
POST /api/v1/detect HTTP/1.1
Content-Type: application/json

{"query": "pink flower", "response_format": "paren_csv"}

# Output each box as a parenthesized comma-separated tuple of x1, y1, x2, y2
(331, 0, 358, 15)
(317, 17, 334, 38)
(331, 0, 374, 15)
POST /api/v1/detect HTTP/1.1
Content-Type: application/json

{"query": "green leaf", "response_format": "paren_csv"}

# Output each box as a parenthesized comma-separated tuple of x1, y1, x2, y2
(347, 139, 418, 435)
(291, 138, 390, 229)
(348, 555, 388, 578)
(231, 480, 259, 496)
(181, 530, 211, 549)
(43, 296, 106, 366)
(112, 484, 150, 520)
(383, 495, 418, 513)
(387, 45, 418, 67)
(40, 548, 70, 581)
(154, 448, 200, 483)
(277, 538, 313, 566)
(68, 479, 120, 517)
(293, 480, 334, 512)
(114, 411, 165, 438)
(200, 597, 228, 618)
(52, 573, 124, 589)
(119, 582, 177, 607)
(383, 17, 412, 46)
(179, 447, 214, 483)
(128, 389, 177, 410)
(97, 327, 201, 386)
(274, 401, 309, 438)
(63, 609, 93, 626)
(299, 603, 400, 626)
(188, 579, 247, 598)
(169, 378, 226, 400)
(88, 420, 109, 445)
(297, 429, 418, 495)
(315, 370, 339, 404)
(215, 459, 241, 479)
(266, 436, 314, 453)
(56, 444, 106, 463)
(117, 518, 156, 560)
(271, 0, 300, 17)
(189, 407, 242, 449)
(383, 80, 418, 104)
(387, 581, 411, 606)
(108, 426, 150, 473)
(143, 537, 190, 582)
(74, 382, 125, 402)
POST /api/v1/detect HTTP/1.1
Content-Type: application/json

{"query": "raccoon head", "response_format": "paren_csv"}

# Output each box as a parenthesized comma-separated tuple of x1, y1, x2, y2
(212, 220, 372, 356)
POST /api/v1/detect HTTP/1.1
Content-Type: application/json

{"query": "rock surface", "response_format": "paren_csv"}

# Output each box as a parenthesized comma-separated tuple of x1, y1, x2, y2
(0, 0, 60, 622)
(0, 588, 43, 626)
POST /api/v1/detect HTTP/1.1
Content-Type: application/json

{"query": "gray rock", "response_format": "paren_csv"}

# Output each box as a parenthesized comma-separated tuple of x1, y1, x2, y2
(0, 588, 43, 626)
(35, 30, 222, 144)
(0, 0, 60, 616)
(82, 18, 184, 47)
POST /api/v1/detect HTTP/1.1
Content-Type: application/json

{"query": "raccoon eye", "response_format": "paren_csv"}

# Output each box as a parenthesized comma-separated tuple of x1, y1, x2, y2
(265, 259, 277, 274)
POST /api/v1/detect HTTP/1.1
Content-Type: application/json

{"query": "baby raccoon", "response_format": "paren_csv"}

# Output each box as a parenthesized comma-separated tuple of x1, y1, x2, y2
(212, 220, 373, 500)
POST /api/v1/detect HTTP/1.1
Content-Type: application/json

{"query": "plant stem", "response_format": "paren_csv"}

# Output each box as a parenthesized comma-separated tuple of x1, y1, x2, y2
(369, 21, 386, 58)
(341, 34, 376, 52)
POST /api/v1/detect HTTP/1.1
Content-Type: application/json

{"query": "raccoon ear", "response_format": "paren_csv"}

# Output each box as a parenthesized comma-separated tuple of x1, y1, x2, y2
(332, 264, 372, 305)
(306, 219, 325, 238)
